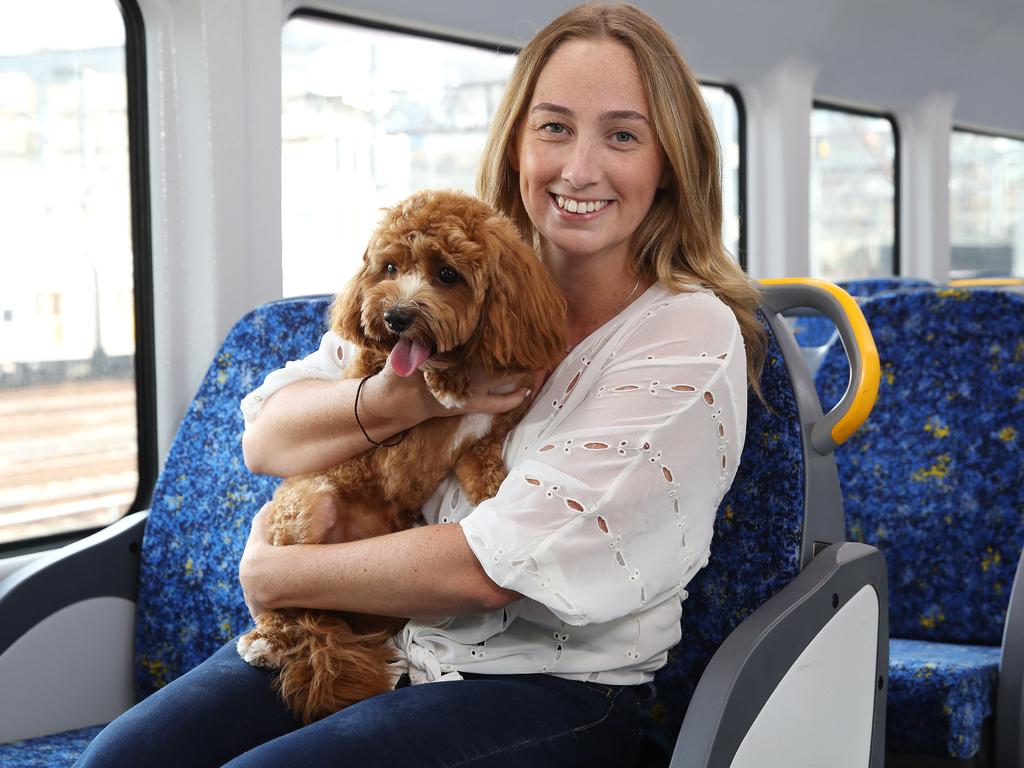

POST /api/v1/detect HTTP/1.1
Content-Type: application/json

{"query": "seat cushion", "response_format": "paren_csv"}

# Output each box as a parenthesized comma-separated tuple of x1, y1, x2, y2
(887, 638, 1000, 759)
(0, 724, 106, 767)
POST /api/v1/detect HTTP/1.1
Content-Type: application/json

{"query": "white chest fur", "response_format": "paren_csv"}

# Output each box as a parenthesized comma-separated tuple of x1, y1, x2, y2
(449, 413, 494, 459)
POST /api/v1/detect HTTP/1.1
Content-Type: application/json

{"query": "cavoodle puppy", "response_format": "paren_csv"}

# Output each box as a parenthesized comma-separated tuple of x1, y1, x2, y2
(237, 189, 566, 723)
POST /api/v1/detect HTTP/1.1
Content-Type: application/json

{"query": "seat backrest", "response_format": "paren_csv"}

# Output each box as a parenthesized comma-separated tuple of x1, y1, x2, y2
(815, 288, 1024, 645)
(134, 296, 331, 697)
(639, 312, 808, 754)
(791, 277, 933, 349)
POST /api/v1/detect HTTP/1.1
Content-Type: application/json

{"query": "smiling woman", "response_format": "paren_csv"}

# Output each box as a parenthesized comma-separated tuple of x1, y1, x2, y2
(68, 5, 762, 767)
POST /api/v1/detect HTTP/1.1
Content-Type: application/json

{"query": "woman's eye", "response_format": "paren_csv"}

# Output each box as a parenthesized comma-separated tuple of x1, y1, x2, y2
(540, 122, 567, 135)
(613, 130, 637, 143)
(437, 266, 460, 286)
(385, 263, 398, 276)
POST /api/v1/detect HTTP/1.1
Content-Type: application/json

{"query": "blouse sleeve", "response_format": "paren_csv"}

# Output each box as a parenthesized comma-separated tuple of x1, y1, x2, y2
(459, 292, 748, 626)
(240, 331, 353, 425)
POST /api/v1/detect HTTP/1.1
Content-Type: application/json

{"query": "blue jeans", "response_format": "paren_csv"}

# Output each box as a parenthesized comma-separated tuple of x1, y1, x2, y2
(75, 638, 643, 767)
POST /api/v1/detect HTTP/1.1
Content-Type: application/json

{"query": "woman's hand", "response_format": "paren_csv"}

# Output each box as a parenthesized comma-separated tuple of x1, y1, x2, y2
(375, 364, 547, 423)
(239, 503, 275, 620)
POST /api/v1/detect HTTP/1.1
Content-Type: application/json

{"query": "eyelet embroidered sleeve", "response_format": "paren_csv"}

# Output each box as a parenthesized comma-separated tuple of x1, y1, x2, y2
(459, 291, 747, 627)
(240, 331, 352, 424)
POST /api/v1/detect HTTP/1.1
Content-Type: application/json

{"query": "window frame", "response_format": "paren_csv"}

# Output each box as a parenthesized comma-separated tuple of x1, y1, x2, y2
(0, 0, 156, 557)
(810, 99, 902, 277)
(700, 79, 747, 271)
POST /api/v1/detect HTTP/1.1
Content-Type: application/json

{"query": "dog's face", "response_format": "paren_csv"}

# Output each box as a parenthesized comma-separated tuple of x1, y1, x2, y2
(331, 190, 566, 376)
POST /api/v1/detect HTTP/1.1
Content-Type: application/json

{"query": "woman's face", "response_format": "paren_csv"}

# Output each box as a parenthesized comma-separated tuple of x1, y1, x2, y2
(513, 37, 667, 272)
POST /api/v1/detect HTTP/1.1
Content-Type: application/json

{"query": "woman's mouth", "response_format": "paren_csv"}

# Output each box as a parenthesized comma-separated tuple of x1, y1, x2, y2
(552, 194, 610, 215)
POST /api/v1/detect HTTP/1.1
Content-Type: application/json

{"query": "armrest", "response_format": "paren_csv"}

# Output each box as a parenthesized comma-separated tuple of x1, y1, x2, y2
(671, 542, 888, 768)
(0, 511, 147, 742)
(0, 510, 147, 655)
(997, 546, 1024, 768)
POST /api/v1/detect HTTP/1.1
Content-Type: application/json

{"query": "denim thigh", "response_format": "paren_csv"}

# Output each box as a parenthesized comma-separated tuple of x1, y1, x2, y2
(225, 671, 640, 768)
(76, 637, 641, 768)
(74, 639, 300, 768)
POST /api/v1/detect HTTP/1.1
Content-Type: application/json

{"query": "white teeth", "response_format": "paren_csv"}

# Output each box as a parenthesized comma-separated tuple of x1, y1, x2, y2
(556, 195, 608, 213)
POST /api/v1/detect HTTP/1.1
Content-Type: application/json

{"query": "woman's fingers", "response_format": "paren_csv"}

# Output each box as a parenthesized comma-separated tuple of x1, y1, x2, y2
(471, 385, 534, 414)
(239, 503, 273, 619)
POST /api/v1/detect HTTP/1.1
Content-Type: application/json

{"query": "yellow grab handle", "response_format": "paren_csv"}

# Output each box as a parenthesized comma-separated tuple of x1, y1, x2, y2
(760, 278, 880, 449)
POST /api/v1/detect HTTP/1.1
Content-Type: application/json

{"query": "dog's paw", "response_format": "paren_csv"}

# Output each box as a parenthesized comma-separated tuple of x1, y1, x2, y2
(237, 634, 282, 668)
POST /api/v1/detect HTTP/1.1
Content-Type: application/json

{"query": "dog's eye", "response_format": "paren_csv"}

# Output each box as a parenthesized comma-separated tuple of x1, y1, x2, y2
(437, 266, 460, 286)
(384, 263, 398, 277)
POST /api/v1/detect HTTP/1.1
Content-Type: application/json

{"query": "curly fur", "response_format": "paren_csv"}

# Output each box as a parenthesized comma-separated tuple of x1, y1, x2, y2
(237, 189, 566, 723)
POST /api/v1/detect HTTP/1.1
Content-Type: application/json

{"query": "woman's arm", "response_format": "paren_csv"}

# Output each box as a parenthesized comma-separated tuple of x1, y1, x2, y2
(242, 364, 536, 478)
(239, 503, 521, 618)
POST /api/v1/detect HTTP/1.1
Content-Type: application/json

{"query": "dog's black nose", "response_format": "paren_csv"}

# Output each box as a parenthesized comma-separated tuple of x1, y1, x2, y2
(384, 307, 414, 333)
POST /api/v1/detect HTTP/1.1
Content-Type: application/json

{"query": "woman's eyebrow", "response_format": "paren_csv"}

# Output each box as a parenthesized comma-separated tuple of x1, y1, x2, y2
(530, 102, 572, 116)
(602, 109, 649, 124)
(529, 103, 649, 123)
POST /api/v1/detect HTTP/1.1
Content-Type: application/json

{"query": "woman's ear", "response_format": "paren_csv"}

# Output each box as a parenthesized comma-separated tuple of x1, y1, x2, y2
(329, 249, 370, 344)
(478, 218, 566, 373)
(658, 156, 673, 189)
(507, 131, 520, 172)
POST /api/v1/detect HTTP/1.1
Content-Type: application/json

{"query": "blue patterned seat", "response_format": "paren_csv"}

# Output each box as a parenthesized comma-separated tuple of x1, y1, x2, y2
(0, 726, 105, 768)
(815, 288, 1024, 760)
(638, 311, 805, 759)
(790, 277, 932, 349)
(132, 296, 331, 698)
(0, 296, 330, 767)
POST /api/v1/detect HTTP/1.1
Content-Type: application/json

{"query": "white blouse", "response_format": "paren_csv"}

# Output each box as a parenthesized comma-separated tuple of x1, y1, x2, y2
(242, 283, 748, 687)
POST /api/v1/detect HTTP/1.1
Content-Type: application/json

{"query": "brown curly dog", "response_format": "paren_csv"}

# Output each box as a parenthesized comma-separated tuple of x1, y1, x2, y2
(236, 189, 566, 723)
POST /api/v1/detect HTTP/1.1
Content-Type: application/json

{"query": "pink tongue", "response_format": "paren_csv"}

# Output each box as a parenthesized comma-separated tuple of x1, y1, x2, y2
(388, 338, 432, 377)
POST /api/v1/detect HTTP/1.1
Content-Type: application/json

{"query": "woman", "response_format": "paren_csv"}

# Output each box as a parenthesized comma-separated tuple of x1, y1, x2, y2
(77, 4, 764, 766)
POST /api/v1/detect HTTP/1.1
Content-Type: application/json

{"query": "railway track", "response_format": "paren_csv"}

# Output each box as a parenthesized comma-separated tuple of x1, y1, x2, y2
(0, 379, 138, 544)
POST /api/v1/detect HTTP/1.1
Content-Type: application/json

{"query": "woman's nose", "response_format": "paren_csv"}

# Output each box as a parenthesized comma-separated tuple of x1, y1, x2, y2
(561, 141, 598, 189)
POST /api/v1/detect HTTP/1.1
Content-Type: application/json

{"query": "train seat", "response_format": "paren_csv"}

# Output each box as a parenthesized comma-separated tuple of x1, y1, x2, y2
(1, 285, 889, 767)
(815, 287, 1024, 765)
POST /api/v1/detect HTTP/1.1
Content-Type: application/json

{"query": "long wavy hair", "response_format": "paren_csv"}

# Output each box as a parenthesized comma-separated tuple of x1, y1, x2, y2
(477, 3, 765, 393)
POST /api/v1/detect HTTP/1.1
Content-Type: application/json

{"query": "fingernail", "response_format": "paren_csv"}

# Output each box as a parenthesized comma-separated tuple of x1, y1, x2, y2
(524, 389, 532, 398)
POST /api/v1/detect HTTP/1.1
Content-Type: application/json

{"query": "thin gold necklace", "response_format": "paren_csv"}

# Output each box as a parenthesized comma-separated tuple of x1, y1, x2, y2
(565, 276, 642, 353)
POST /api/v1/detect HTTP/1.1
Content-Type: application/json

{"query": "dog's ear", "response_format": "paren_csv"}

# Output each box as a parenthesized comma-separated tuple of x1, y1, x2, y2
(478, 218, 567, 372)
(329, 249, 370, 344)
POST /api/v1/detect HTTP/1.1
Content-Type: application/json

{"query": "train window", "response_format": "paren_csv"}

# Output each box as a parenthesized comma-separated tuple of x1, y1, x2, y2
(810, 104, 898, 279)
(281, 15, 746, 293)
(701, 84, 743, 267)
(950, 129, 1024, 278)
(0, 0, 152, 549)
(281, 16, 517, 297)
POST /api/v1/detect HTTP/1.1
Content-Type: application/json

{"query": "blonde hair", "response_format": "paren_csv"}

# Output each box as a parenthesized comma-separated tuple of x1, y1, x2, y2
(477, 3, 765, 392)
